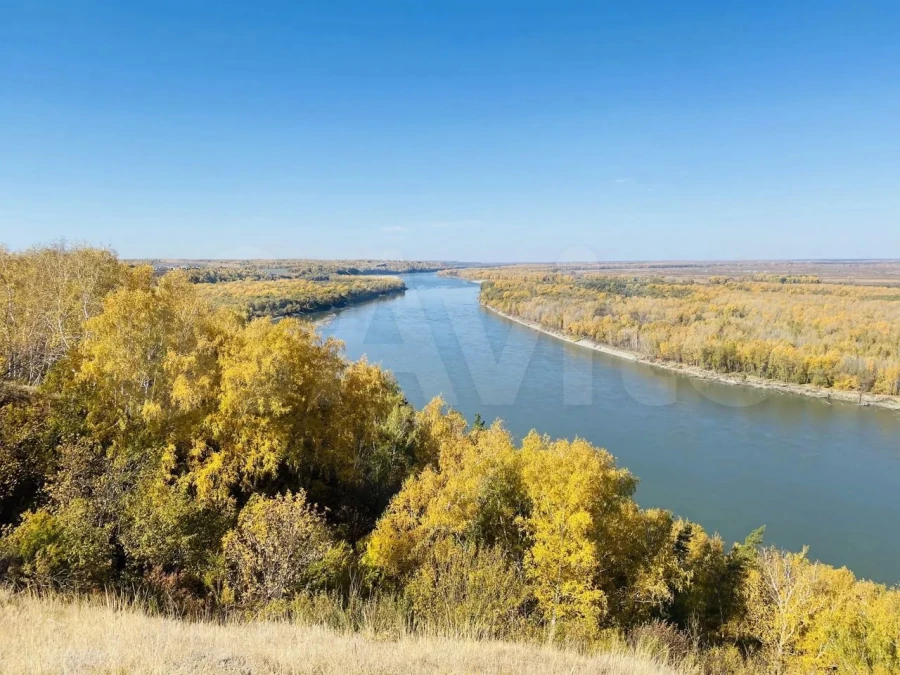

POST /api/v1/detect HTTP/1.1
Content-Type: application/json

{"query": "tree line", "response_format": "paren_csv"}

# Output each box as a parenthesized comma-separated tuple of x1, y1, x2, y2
(1, 245, 899, 674)
(196, 276, 406, 319)
(139, 259, 455, 284)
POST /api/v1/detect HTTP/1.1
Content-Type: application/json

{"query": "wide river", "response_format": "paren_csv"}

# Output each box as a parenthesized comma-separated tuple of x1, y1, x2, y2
(318, 273, 900, 583)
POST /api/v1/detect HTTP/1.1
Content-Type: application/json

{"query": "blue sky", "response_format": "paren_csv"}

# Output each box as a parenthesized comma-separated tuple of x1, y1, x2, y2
(1, 1, 898, 261)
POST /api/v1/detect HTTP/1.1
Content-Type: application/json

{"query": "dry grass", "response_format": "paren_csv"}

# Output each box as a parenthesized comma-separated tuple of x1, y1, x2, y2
(0, 590, 687, 675)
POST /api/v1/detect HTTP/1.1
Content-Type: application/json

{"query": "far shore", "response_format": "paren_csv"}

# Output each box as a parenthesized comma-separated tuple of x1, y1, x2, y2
(481, 304, 900, 412)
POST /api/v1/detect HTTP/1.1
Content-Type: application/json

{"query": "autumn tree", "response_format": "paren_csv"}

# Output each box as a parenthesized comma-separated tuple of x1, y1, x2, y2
(741, 547, 825, 673)
(0, 242, 127, 385)
(365, 403, 733, 643)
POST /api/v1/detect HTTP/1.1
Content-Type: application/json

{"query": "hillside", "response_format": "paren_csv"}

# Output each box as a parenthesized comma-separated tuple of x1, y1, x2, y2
(0, 591, 682, 675)
(4, 245, 900, 675)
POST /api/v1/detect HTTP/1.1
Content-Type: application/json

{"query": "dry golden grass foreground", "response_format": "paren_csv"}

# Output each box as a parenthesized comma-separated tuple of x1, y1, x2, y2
(0, 591, 685, 675)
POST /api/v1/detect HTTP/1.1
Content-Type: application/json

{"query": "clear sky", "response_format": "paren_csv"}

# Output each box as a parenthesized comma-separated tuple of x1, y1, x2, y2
(1, 2, 898, 262)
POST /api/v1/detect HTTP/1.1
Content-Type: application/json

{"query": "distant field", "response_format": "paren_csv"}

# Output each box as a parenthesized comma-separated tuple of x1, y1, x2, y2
(197, 275, 406, 319)
(447, 260, 900, 286)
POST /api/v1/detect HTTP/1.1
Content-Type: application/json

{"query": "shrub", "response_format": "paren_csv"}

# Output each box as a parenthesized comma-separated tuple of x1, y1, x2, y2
(223, 491, 339, 604)
(0, 394, 57, 525)
(0, 502, 115, 591)
(120, 476, 233, 576)
(404, 540, 527, 639)
(628, 620, 696, 666)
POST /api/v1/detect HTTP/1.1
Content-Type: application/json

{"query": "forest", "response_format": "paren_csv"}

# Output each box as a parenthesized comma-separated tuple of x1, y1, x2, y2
(445, 268, 900, 397)
(196, 276, 406, 319)
(1, 244, 900, 674)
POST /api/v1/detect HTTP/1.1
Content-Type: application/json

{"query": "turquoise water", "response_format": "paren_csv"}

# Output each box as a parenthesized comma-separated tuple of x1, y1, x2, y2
(319, 273, 900, 584)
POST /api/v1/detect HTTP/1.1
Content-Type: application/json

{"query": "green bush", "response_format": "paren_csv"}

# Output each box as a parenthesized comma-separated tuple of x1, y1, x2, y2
(1, 502, 114, 591)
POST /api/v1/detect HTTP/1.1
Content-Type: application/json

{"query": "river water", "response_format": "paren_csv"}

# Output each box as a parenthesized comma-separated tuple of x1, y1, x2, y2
(317, 273, 900, 583)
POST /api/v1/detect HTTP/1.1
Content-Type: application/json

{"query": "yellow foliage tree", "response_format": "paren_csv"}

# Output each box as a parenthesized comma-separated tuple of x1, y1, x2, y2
(741, 547, 825, 673)
(366, 404, 722, 642)
(0, 243, 128, 385)
(519, 433, 634, 640)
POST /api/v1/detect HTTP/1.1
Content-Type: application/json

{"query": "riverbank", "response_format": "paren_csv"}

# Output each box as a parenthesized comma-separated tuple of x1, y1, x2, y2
(483, 305, 900, 411)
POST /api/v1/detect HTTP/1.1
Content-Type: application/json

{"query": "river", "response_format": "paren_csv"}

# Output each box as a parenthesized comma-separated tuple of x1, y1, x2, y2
(317, 273, 900, 584)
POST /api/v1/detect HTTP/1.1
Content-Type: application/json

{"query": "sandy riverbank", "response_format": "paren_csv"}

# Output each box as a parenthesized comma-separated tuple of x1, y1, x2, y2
(482, 305, 900, 411)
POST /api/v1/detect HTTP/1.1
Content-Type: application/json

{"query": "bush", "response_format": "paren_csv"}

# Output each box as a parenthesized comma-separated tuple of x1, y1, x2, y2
(120, 476, 233, 577)
(0, 394, 57, 525)
(223, 491, 341, 604)
(0, 502, 114, 591)
(404, 540, 527, 639)
(628, 620, 695, 666)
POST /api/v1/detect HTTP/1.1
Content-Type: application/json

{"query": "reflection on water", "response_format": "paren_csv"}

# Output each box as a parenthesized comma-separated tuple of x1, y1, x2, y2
(320, 273, 900, 584)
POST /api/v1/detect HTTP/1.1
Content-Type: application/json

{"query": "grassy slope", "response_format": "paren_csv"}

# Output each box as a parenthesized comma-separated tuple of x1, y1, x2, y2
(0, 592, 684, 675)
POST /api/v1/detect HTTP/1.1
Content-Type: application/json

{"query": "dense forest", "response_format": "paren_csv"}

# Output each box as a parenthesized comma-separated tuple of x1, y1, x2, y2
(446, 268, 900, 397)
(197, 276, 406, 319)
(2, 244, 900, 674)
